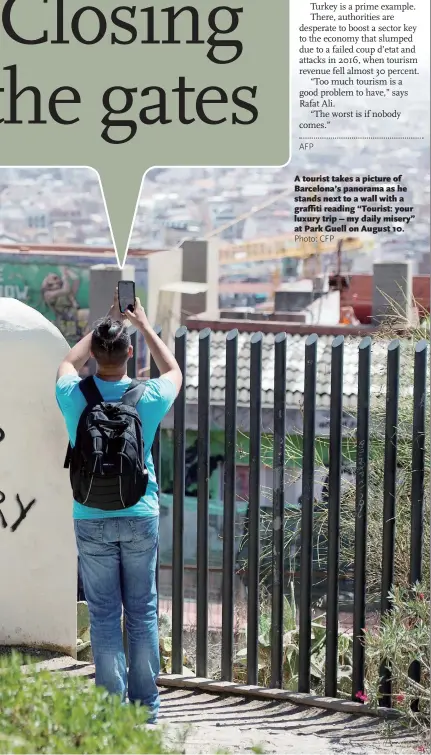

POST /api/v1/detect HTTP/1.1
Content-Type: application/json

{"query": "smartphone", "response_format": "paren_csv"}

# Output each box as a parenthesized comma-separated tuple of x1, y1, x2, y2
(118, 280, 135, 314)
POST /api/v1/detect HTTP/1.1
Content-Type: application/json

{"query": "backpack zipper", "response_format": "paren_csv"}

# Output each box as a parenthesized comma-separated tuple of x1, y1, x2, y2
(82, 457, 98, 505)
(119, 455, 126, 507)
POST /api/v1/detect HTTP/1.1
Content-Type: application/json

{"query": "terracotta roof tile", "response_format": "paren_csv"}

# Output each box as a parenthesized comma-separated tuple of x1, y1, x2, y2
(184, 331, 394, 410)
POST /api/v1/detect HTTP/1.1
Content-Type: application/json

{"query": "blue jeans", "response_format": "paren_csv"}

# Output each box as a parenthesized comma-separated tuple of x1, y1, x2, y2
(74, 516, 160, 721)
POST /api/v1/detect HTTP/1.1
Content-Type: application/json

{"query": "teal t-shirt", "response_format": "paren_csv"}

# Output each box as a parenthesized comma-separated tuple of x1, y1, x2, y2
(56, 374, 176, 520)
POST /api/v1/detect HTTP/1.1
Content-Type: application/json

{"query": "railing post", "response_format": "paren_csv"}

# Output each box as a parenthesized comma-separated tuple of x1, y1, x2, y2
(409, 339, 428, 584)
(271, 332, 286, 689)
(172, 326, 187, 674)
(127, 330, 137, 378)
(247, 332, 263, 686)
(379, 339, 400, 707)
(123, 327, 149, 665)
(221, 329, 238, 682)
(325, 335, 344, 698)
(352, 336, 371, 701)
(151, 326, 162, 617)
(196, 328, 211, 678)
(409, 339, 428, 709)
(298, 334, 317, 694)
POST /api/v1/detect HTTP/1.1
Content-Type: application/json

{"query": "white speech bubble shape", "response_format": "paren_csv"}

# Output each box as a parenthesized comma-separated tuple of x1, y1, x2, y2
(0, 0, 290, 264)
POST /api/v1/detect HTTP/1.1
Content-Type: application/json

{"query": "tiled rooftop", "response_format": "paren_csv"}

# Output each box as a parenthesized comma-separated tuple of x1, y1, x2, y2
(185, 331, 390, 410)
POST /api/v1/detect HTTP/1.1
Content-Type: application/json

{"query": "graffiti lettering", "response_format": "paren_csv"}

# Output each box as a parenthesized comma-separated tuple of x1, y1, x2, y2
(0, 429, 37, 533)
(10, 495, 37, 533)
(0, 284, 29, 300)
(0, 428, 6, 527)
(0, 491, 7, 529)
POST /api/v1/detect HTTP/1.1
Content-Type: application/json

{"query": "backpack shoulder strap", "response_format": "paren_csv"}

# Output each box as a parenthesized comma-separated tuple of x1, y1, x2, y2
(121, 379, 146, 408)
(64, 442, 72, 469)
(64, 378, 102, 470)
(79, 376, 104, 407)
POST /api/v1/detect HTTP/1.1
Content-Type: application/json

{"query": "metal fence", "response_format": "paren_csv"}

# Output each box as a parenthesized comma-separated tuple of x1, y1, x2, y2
(149, 327, 428, 708)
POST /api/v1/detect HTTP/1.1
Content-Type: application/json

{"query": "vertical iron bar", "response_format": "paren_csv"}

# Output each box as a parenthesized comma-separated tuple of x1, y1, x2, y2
(298, 334, 318, 694)
(271, 332, 286, 689)
(127, 330, 137, 378)
(325, 336, 344, 698)
(221, 330, 238, 681)
(150, 326, 162, 616)
(196, 328, 211, 678)
(352, 337, 371, 702)
(379, 339, 400, 707)
(123, 328, 143, 663)
(409, 339, 428, 708)
(172, 326, 187, 674)
(410, 339, 427, 584)
(247, 332, 263, 686)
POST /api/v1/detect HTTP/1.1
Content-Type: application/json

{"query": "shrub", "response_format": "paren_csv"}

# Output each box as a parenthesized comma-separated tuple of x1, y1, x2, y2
(234, 583, 354, 695)
(0, 653, 165, 754)
(158, 613, 194, 676)
(363, 584, 430, 735)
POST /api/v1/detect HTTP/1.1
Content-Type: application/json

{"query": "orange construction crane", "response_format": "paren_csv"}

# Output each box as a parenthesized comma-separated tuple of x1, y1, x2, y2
(219, 234, 372, 266)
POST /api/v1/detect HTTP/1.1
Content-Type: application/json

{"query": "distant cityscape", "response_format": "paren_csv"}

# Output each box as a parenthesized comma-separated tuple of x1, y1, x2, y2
(0, 100, 429, 279)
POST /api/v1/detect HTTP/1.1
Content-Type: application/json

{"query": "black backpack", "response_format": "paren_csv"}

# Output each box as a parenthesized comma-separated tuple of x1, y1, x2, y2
(64, 377, 148, 511)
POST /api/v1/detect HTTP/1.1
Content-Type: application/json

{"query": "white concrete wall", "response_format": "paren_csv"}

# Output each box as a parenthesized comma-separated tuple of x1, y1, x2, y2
(205, 240, 220, 318)
(0, 299, 77, 655)
(89, 264, 136, 326)
(307, 290, 341, 325)
(147, 248, 183, 351)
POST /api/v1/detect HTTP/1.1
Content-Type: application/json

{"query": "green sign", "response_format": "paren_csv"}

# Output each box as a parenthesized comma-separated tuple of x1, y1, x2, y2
(0, 258, 89, 344)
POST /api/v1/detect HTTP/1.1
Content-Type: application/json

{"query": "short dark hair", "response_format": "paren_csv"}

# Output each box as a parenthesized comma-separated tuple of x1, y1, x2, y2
(91, 317, 131, 367)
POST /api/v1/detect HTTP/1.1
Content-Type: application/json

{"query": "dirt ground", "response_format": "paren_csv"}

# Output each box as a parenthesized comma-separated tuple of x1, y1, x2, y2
(157, 686, 419, 755)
